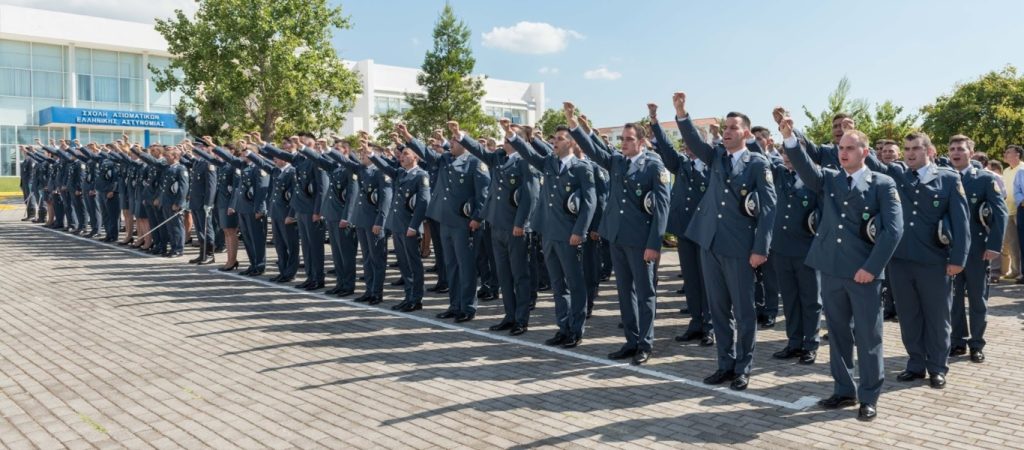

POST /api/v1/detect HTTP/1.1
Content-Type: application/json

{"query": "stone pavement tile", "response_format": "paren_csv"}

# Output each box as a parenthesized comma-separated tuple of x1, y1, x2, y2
(1, 211, 1023, 448)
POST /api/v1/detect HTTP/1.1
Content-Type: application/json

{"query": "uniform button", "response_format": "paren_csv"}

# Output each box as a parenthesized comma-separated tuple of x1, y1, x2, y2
(837, 238, 842, 243)
(910, 222, 915, 226)
(784, 215, 789, 219)
(841, 213, 846, 218)
(912, 211, 917, 215)
(783, 226, 787, 230)
(549, 203, 553, 207)
(621, 199, 626, 203)
(721, 202, 726, 206)
(717, 214, 722, 218)
(914, 201, 918, 205)
(838, 225, 843, 229)
(620, 210, 624, 214)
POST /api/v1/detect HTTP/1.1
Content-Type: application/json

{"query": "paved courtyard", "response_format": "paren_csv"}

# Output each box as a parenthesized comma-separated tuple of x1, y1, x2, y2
(0, 202, 1022, 449)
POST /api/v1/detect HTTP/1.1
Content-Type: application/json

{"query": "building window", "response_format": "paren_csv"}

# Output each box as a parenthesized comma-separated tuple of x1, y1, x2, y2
(0, 68, 31, 97)
(485, 105, 527, 124)
(374, 96, 409, 115)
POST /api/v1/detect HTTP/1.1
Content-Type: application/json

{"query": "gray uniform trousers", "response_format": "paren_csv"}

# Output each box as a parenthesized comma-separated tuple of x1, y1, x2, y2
(821, 273, 884, 404)
(701, 248, 758, 375)
(890, 259, 953, 375)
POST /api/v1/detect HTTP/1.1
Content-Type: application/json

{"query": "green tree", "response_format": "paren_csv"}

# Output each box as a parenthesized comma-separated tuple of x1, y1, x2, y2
(152, 0, 362, 141)
(922, 65, 1024, 159)
(800, 76, 872, 144)
(373, 109, 404, 146)
(403, 3, 495, 140)
(535, 108, 568, 137)
(864, 100, 919, 143)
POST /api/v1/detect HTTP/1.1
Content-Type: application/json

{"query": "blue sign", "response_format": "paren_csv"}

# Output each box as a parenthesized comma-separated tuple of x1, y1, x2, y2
(39, 107, 180, 129)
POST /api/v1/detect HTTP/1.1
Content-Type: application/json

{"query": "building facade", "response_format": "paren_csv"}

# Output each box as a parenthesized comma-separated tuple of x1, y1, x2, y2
(339, 59, 544, 137)
(0, 5, 187, 178)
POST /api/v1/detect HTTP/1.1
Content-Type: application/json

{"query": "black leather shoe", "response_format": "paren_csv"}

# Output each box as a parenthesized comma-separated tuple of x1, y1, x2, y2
(391, 302, 407, 311)
(544, 333, 567, 346)
(353, 293, 371, 303)
(277, 276, 294, 283)
(700, 334, 715, 347)
(883, 311, 898, 322)
(247, 269, 264, 276)
(538, 283, 550, 292)
(390, 278, 405, 286)
(399, 303, 422, 312)
(799, 350, 817, 365)
(509, 325, 526, 336)
(949, 346, 967, 357)
(239, 268, 254, 276)
(167, 251, 184, 258)
(561, 336, 581, 348)
(436, 311, 457, 319)
(305, 281, 325, 291)
(197, 255, 216, 265)
(896, 370, 925, 382)
(454, 313, 474, 323)
(675, 331, 701, 342)
(489, 322, 514, 332)
(324, 286, 341, 295)
(858, 403, 877, 422)
(335, 288, 354, 297)
(608, 347, 637, 360)
(703, 370, 736, 385)
(970, 349, 985, 363)
(817, 395, 857, 409)
(295, 280, 312, 289)
(772, 346, 804, 359)
(367, 295, 383, 305)
(729, 374, 749, 391)
(630, 350, 650, 366)
(929, 373, 946, 389)
(428, 284, 449, 293)
(478, 291, 497, 301)
(271, 275, 284, 283)
(759, 316, 776, 329)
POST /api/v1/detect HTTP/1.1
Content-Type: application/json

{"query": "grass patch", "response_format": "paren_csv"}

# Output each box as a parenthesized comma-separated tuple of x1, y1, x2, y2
(0, 177, 19, 193)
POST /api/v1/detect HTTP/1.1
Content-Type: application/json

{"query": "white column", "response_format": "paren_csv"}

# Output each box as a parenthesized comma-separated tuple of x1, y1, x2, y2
(142, 53, 150, 112)
(68, 44, 76, 107)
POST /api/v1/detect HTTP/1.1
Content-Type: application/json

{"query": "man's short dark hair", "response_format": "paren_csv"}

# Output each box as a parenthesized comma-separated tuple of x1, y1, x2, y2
(1006, 144, 1024, 157)
(832, 113, 852, 123)
(725, 112, 751, 129)
(904, 131, 934, 149)
(751, 126, 770, 140)
(554, 125, 570, 134)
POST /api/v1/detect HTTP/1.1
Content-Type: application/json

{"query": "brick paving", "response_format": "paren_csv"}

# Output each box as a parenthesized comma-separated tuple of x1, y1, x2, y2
(0, 202, 1022, 449)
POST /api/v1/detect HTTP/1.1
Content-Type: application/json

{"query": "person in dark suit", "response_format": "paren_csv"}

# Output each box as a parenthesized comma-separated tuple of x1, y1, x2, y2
(673, 92, 777, 391)
(947, 135, 1007, 363)
(778, 111, 903, 422)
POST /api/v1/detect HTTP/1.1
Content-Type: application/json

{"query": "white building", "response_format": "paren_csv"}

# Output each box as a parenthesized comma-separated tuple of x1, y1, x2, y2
(0, 5, 187, 178)
(339, 59, 544, 137)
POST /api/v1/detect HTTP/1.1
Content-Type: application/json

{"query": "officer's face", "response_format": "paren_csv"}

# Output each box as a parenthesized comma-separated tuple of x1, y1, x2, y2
(879, 144, 900, 164)
(1005, 148, 1021, 165)
(903, 137, 931, 171)
(553, 130, 572, 157)
(831, 118, 851, 144)
(620, 127, 641, 158)
(838, 134, 867, 172)
(401, 149, 418, 168)
(780, 150, 794, 171)
(948, 142, 972, 170)
(721, 117, 751, 151)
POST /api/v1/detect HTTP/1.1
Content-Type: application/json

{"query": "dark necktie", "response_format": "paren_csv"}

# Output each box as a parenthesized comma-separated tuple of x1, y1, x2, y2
(909, 170, 919, 186)
(624, 158, 632, 175)
(722, 151, 732, 177)
(846, 175, 853, 188)
(558, 159, 564, 174)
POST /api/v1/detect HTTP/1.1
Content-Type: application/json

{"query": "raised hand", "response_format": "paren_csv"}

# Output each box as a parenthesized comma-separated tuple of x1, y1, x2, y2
(647, 103, 658, 122)
(446, 120, 461, 140)
(778, 116, 795, 139)
(578, 114, 592, 134)
(672, 92, 687, 118)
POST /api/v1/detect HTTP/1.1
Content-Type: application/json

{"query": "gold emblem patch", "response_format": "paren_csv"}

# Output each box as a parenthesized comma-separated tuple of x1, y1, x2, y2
(659, 169, 670, 185)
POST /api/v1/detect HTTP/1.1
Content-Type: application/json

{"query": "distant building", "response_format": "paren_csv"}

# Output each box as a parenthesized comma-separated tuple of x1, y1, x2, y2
(339, 59, 544, 137)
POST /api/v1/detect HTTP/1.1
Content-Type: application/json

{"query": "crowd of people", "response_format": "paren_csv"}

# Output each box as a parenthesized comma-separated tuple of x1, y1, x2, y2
(16, 91, 1020, 423)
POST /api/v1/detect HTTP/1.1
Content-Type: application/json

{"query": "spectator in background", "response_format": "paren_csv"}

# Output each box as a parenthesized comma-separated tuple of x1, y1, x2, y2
(985, 159, 1007, 282)
(1003, 145, 1022, 282)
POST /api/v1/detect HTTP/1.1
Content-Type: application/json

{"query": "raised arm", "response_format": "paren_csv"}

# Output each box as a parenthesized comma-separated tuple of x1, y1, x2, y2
(299, 146, 339, 172)
(260, 142, 295, 163)
(247, 152, 275, 173)
(565, 105, 611, 170)
(453, 123, 501, 167)
(779, 117, 825, 194)
(368, 154, 399, 179)
(398, 123, 440, 170)
(648, 104, 683, 172)
(673, 92, 716, 164)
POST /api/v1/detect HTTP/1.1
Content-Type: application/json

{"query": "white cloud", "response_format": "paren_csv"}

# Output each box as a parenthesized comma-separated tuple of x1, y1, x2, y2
(481, 22, 583, 54)
(5, 0, 196, 24)
(538, 67, 559, 75)
(583, 67, 622, 81)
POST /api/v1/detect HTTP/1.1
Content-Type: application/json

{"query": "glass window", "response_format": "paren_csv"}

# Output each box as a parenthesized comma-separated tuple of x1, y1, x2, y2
(31, 43, 62, 72)
(77, 74, 92, 101)
(94, 76, 118, 102)
(32, 71, 63, 99)
(120, 78, 140, 104)
(374, 96, 409, 114)
(1, 145, 15, 176)
(75, 48, 91, 74)
(0, 97, 32, 125)
(92, 50, 118, 77)
(119, 53, 141, 78)
(0, 68, 31, 97)
(0, 40, 31, 69)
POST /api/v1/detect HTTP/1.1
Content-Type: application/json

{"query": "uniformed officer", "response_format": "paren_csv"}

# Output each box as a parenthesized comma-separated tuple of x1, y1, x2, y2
(947, 135, 1007, 363)
(401, 122, 490, 322)
(333, 140, 393, 305)
(463, 121, 539, 335)
(423, 135, 450, 294)
(261, 135, 329, 290)
(19, 146, 37, 222)
(866, 131, 971, 389)
(157, 147, 189, 258)
(674, 92, 777, 391)
(246, 145, 299, 282)
(566, 103, 669, 365)
(509, 122, 596, 348)
(568, 116, 610, 320)
(370, 141, 430, 311)
(210, 145, 244, 271)
(94, 144, 121, 243)
(81, 144, 103, 238)
(134, 145, 170, 255)
(187, 138, 219, 264)
(767, 142, 822, 364)
(649, 106, 715, 347)
(228, 147, 270, 275)
(779, 111, 902, 422)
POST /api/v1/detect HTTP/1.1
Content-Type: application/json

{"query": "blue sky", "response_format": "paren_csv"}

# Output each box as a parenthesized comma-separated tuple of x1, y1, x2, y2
(332, 0, 1024, 131)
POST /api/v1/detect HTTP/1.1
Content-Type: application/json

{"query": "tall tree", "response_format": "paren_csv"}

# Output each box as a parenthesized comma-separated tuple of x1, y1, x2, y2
(535, 108, 568, 137)
(922, 65, 1024, 159)
(373, 110, 404, 146)
(800, 77, 872, 144)
(152, 0, 362, 141)
(403, 3, 495, 139)
(864, 100, 919, 143)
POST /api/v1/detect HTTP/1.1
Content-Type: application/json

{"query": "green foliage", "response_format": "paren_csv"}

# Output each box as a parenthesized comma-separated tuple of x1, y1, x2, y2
(403, 3, 496, 140)
(535, 108, 568, 138)
(800, 77, 872, 144)
(922, 65, 1024, 159)
(152, 0, 362, 141)
(373, 109, 404, 146)
(865, 100, 919, 142)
